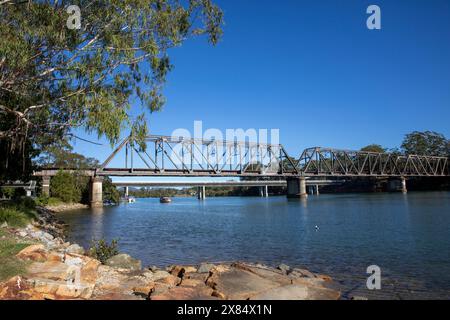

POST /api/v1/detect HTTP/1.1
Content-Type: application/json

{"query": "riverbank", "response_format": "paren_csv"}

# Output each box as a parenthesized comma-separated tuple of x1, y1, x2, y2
(0, 206, 341, 300)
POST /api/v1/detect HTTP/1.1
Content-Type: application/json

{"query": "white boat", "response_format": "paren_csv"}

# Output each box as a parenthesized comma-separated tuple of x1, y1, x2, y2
(127, 196, 136, 203)
(160, 197, 172, 204)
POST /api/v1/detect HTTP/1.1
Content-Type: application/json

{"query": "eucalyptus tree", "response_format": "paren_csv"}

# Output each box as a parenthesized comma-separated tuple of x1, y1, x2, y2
(401, 131, 449, 157)
(0, 0, 223, 179)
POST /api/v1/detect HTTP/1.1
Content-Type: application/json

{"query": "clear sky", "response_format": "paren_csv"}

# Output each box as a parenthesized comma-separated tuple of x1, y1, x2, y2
(71, 0, 450, 168)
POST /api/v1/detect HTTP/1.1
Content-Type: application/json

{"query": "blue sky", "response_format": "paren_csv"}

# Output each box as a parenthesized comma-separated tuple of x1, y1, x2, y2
(72, 0, 450, 169)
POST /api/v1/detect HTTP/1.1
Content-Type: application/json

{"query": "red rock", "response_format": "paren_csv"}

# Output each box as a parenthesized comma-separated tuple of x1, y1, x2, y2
(180, 278, 205, 288)
(233, 263, 292, 286)
(157, 275, 181, 287)
(170, 266, 186, 277)
(132, 282, 155, 297)
(27, 261, 72, 281)
(151, 286, 216, 300)
(249, 284, 340, 300)
(16, 244, 48, 262)
(316, 274, 333, 282)
(184, 272, 209, 282)
(206, 269, 281, 300)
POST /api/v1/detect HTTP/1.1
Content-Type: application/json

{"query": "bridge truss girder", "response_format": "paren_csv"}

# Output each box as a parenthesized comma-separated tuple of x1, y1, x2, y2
(99, 135, 295, 177)
(296, 147, 449, 177)
(96, 136, 449, 177)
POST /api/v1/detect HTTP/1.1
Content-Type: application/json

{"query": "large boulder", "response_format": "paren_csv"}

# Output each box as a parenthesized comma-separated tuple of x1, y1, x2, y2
(151, 287, 216, 300)
(206, 268, 281, 300)
(105, 254, 142, 271)
(197, 263, 215, 273)
(16, 244, 48, 262)
(249, 284, 340, 300)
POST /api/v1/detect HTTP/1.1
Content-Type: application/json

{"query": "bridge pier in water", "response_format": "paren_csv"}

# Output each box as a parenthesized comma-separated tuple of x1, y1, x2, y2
(308, 185, 319, 195)
(387, 177, 407, 193)
(259, 185, 269, 197)
(286, 177, 308, 199)
(197, 186, 206, 200)
(89, 177, 103, 207)
(401, 177, 407, 194)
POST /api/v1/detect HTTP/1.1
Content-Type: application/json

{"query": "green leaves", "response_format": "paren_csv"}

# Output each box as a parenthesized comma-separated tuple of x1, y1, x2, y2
(401, 131, 449, 157)
(0, 0, 224, 160)
(50, 171, 82, 203)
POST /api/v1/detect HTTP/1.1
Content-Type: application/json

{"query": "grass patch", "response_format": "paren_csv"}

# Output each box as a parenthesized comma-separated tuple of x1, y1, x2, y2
(0, 197, 38, 228)
(47, 197, 63, 206)
(34, 196, 63, 206)
(0, 229, 31, 282)
(0, 208, 30, 228)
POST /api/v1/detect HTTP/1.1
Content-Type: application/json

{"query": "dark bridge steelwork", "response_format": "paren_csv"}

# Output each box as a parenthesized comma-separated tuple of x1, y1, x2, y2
(94, 135, 449, 177)
(98, 135, 293, 177)
(296, 147, 449, 177)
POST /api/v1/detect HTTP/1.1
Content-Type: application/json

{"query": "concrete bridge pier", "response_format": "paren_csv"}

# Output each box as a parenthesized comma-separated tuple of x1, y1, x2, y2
(286, 177, 308, 199)
(387, 177, 407, 193)
(42, 176, 50, 197)
(197, 186, 206, 200)
(401, 177, 407, 194)
(89, 177, 103, 207)
(124, 186, 129, 198)
(260, 185, 269, 197)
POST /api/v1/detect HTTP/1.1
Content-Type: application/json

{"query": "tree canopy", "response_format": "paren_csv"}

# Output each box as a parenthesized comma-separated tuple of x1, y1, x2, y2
(401, 131, 449, 156)
(360, 144, 386, 153)
(0, 0, 223, 180)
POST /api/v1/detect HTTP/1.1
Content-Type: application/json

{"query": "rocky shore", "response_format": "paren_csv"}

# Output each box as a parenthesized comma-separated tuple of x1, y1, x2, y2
(0, 207, 341, 300)
(44, 203, 89, 213)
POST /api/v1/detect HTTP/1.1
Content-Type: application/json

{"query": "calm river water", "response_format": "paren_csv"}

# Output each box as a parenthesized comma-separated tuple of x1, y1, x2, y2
(59, 192, 450, 300)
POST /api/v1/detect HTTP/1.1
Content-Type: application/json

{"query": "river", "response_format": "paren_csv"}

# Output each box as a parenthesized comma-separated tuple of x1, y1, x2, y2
(58, 191, 450, 300)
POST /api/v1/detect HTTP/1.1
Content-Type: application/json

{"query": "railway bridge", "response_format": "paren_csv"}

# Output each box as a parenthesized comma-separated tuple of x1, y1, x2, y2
(34, 135, 449, 207)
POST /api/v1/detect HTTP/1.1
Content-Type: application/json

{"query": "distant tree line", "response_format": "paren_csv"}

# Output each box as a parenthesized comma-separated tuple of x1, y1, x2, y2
(361, 131, 449, 156)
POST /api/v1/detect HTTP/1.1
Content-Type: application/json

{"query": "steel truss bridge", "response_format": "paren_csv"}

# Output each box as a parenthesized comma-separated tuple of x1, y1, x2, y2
(35, 135, 449, 178)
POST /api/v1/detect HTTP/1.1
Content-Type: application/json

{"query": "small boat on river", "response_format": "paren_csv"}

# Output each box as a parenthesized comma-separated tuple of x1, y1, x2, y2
(160, 197, 172, 204)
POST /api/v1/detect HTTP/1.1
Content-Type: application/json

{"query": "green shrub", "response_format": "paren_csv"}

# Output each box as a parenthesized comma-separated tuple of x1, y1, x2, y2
(35, 195, 62, 206)
(88, 239, 119, 264)
(47, 197, 62, 206)
(35, 195, 49, 206)
(1, 187, 15, 199)
(16, 197, 36, 210)
(103, 176, 120, 204)
(50, 171, 81, 203)
(0, 207, 29, 227)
